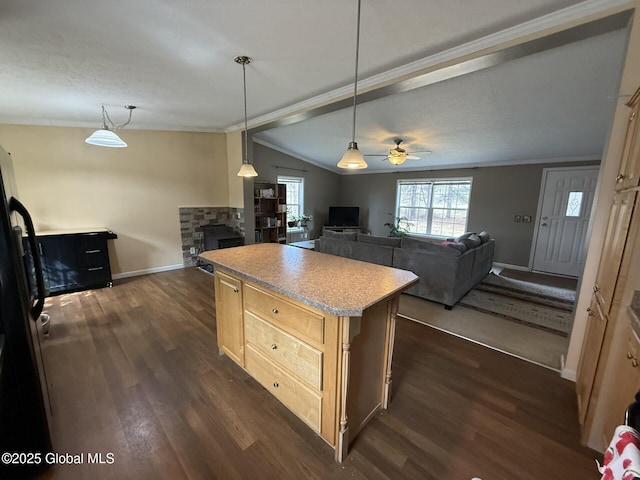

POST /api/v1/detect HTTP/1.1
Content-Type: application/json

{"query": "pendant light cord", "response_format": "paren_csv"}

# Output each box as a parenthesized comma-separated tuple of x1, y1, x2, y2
(102, 105, 134, 130)
(242, 60, 249, 164)
(350, 0, 362, 144)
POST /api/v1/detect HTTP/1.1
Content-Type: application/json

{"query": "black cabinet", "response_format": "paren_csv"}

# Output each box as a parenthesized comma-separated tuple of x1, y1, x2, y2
(35, 230, 117, 295)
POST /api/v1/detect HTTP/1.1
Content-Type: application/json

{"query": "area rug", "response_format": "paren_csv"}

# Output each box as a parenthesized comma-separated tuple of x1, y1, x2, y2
(458, 272, 575, 336)
(397, 294, 569, 370)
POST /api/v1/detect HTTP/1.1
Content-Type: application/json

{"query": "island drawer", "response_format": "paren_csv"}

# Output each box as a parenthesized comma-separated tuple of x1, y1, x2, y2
(244, 283, 324, 345)
(245, 311, 323, 390)
(245, 344, 322, 433)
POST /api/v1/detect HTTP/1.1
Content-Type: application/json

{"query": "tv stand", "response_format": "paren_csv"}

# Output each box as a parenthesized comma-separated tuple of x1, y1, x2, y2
(322, 226, 362, 236)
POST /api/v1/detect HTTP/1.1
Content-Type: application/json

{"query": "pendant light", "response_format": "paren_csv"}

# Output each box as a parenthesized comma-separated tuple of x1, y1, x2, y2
(85, 105, 136, 148)
(235, 55, 259, 178)
(337, 0, 367, 170)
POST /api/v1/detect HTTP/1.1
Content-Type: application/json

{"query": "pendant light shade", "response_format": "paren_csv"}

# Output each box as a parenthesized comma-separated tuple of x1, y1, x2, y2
(85, 128, 127, 148)
(235, 55, 259, 178)
(338, 0, 367, 170)
(237, 163, 258, 177)
(337, 141, 367, 169)
(85, 105, 136, 148)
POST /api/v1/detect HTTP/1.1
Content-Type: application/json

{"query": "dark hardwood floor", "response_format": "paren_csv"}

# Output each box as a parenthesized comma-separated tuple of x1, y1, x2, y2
(34, 267, 600, 480)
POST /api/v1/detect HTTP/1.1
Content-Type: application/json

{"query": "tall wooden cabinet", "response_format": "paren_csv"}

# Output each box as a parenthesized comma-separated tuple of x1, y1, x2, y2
(577, 86, 640, 449)
(253, 182, 287, 244)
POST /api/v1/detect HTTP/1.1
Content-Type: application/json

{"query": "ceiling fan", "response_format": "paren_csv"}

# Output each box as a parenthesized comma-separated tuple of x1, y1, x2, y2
(365, 138, 432, 165)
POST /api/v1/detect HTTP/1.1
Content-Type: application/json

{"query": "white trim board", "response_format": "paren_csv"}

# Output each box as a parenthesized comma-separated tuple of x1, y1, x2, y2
(112, 264, 184, 280)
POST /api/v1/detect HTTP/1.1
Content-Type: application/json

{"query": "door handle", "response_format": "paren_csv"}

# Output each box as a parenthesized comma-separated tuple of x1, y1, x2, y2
(9, 197, 45, 320)
(541, 223, 548, 226)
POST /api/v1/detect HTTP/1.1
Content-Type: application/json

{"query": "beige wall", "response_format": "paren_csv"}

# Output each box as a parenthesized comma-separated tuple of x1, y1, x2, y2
(0, 125, 229, 275)
(226, 129, 244, 208)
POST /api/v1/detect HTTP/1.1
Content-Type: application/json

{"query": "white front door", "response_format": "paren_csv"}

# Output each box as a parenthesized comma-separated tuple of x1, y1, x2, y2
(532, 167, 599, 277)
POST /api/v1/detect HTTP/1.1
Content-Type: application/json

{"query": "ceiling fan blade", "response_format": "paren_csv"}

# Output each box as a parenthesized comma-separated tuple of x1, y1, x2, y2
(406, 155, 421, 160)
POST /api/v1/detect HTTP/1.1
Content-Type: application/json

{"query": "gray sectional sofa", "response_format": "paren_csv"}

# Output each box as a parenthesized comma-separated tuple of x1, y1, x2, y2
(315, 231, 494, 308)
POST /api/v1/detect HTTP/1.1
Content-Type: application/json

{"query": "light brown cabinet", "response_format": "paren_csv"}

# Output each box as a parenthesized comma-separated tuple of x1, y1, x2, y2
(593, 190, 638, 315)
(615, 88, 640, 191)
(201, 251, 416, 463)
(577, 85, 640, 450)
(214, 270, 245, 366)
(576, 297, 608, 425)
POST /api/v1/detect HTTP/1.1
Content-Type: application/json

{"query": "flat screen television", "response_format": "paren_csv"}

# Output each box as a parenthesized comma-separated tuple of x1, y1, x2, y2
(328, 206, 359, 227)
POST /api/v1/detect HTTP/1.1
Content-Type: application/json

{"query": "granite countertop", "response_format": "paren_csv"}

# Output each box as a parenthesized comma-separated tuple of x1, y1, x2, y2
(629, 291, 640, 341)
(199, 243, 418, 317)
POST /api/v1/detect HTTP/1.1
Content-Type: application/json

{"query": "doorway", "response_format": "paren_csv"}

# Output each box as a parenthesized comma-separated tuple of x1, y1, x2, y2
(531, 166, 599, 277)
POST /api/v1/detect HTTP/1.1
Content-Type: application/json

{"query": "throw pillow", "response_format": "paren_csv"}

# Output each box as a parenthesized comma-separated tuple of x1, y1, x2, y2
(324, 230, 358, 241)
(460, 233, 481, 249)
(442, 240, 468, 253)
(478, 231, 490, 243)
(357, 233, 401, 248)
(455, 232, 474, 242)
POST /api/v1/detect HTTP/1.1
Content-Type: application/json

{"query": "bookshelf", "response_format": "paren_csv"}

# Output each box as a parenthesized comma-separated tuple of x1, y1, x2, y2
(254, 182, 287, 244)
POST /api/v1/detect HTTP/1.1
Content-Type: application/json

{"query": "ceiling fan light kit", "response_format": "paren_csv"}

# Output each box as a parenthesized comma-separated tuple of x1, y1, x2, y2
(235, 55, 259, 178)
(338, 0, 367, 170)
(387, 152, 407, 166)
(85, 105, 136, 148)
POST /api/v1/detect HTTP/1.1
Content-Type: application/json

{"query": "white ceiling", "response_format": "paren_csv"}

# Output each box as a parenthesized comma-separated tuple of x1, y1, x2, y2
(0, 0, 631, 173)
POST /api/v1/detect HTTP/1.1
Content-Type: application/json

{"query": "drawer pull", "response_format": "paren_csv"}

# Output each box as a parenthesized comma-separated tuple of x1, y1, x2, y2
(633, 358, 639, 368)
(586, 307, 593, 316)
(87, 267, 104, 272)
(616, 174, 625, 182)
(628, 352, 635, 360)
(85, 249, 101, 254)
(271, 344, 277, 350)
(273, 381, 279, 388)
(233, 287, 239, 293)
(272, 308, 278, 314)
(593, 284, 600, 293)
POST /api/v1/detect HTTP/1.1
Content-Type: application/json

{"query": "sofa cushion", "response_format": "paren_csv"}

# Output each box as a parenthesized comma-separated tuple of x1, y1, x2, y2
(357, 233, 401, 248)
(401, 236, 442, 252)
(460, 233, 481, 249)
(324, 230, 358, 241)
(442, 241, 468, 253)
(401, 235, 462, 257)
(478, 231, 490, 243)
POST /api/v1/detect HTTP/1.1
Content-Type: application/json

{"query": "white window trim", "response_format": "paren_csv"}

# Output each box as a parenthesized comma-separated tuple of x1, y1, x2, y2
(277, 175, 304, 231)
(395, 177, 473, 238)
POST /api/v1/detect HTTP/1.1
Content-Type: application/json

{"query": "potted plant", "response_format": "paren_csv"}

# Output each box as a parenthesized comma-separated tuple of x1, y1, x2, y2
(384, 214, 412, 237)
(299, 213, 313, 227)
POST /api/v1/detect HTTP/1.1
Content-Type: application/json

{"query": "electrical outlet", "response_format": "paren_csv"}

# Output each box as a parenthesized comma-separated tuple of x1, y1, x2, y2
(522, 215, 532, 223)
(190, 247, 197, 255)
(514, 215, 521, 222)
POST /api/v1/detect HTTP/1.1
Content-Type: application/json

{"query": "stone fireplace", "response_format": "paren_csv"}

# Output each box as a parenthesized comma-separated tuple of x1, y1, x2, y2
(179, 206, 244, 267)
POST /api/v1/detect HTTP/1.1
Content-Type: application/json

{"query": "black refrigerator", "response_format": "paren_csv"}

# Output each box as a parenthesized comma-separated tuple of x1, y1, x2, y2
(0, 145, 52, 477)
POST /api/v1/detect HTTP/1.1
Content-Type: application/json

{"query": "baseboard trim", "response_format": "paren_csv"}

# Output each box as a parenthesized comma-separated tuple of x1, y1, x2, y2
(492, 262, 530, 272)
(112, 264, 184, 280)
(561, 368, 577, 382)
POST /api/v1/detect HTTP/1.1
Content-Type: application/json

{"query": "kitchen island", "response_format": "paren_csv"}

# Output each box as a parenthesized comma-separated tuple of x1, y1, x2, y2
(199, 243, 418, 462)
